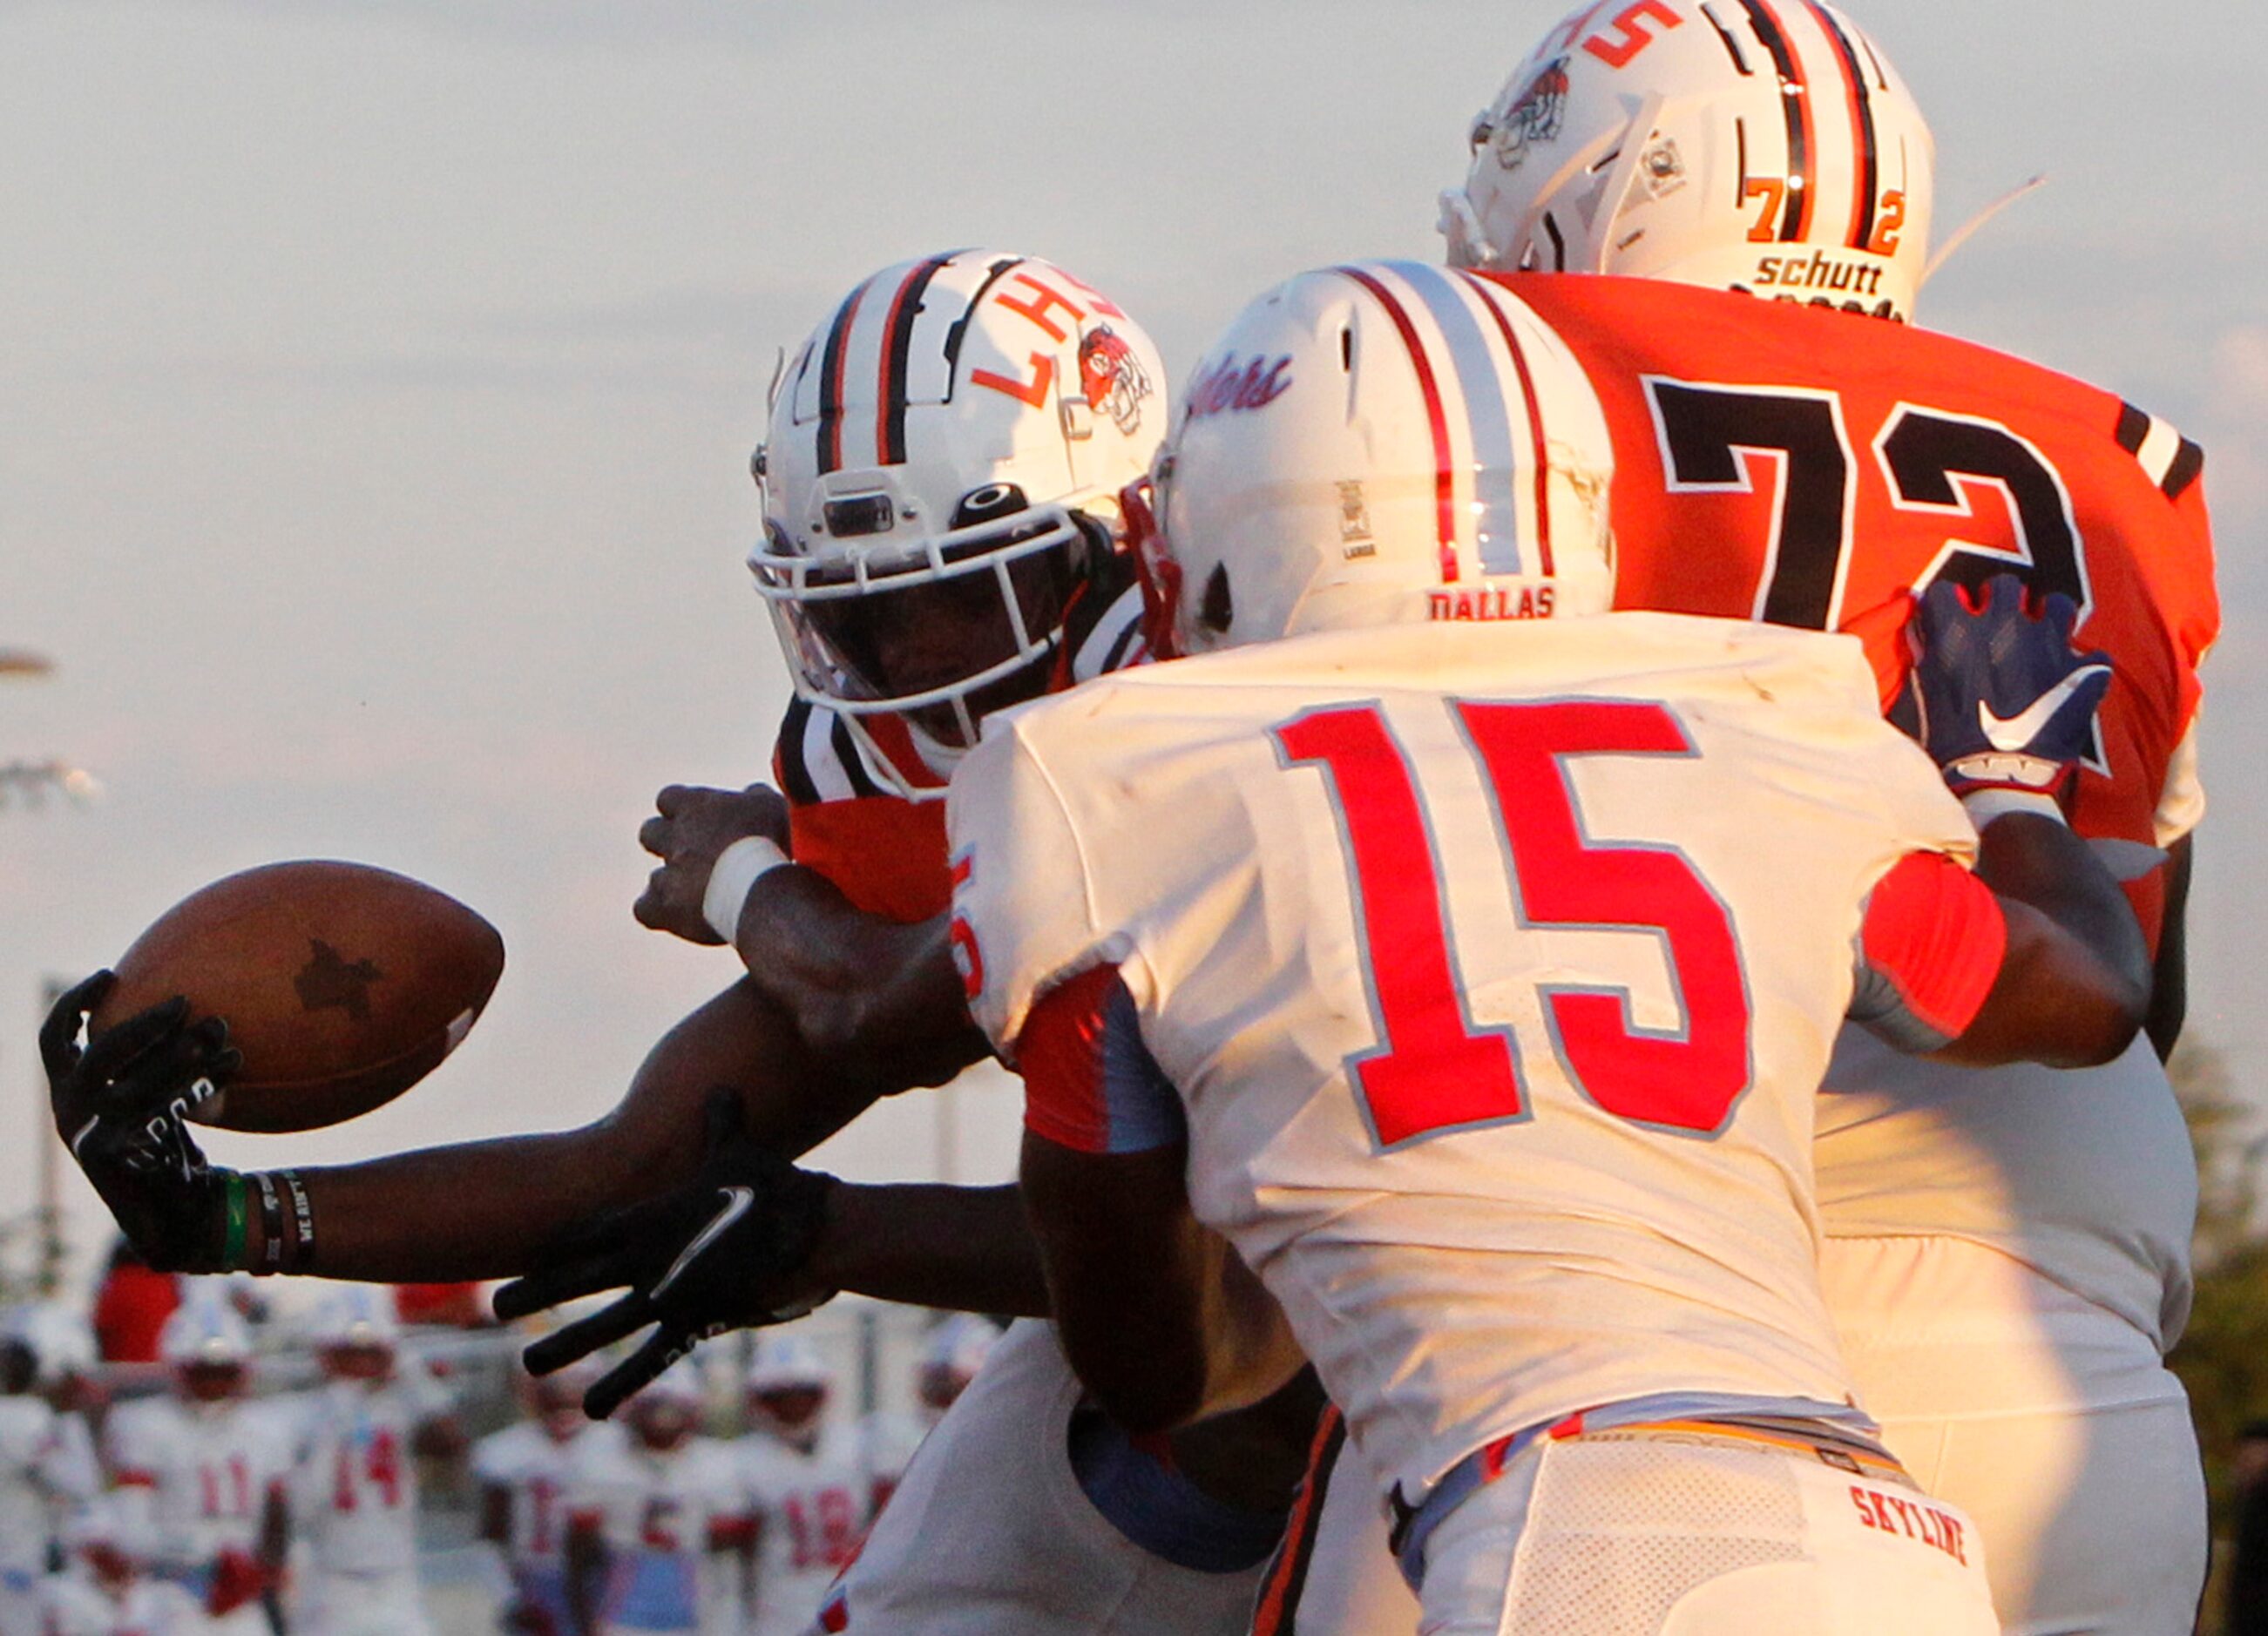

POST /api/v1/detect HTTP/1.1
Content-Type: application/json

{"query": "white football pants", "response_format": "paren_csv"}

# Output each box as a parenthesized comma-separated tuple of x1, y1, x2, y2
(1823, 1234, 2208, 1635)
(1412, 1429, 1999, 1636)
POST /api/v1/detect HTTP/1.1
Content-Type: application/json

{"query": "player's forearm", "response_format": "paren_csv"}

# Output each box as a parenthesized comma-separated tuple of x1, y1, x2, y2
(1952, 812, 2151, 1067)
(807, 1183, 1049, 1316)
(262, 981, 879, 1282)
(735, 874, 985, 1089)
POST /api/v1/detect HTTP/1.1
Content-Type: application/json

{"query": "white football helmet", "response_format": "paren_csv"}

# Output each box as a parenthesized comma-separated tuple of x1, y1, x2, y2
(1148, 261, 1615, 657)
(159, 1287, 253, 1402)
(1440, 0, 1934, 322)
(745, 1331, 834, 1396)
(312, 1284, 400, 1378)
(3, 1301, 95, 1388)
(749, 250, 1168, 798)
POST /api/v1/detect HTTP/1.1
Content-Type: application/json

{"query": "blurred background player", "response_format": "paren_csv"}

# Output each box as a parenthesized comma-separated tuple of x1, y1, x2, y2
(852, 1314, 999, 1515)
(1426, 5, 2212, 1631)
(282, 1286, 460, 1636)
(735, 1334, 868, 1636)
(563, 1362, 741, 1636)
(7, 1301, 106, 1522)
(477, 1360, 618, 1636)
(37, 1501, 203, 1636)
(0, 1325, 95, 1636)
(103, 1288, 290, 1636)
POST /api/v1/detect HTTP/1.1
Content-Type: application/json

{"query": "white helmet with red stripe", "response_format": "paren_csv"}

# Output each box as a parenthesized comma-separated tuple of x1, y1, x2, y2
(1439, 0, 1933, 322)
(1147, 261, 1614, 656)
(749, 250, 1167, 796)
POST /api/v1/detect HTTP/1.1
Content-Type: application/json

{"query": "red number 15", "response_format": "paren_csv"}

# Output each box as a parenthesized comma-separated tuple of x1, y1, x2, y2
(1274, 699, 1751, 1147)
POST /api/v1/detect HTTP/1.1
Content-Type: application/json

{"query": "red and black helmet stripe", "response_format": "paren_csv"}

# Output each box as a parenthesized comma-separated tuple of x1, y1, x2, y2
(1803, 2, 1881, 251)
(1736, 0, 1815, 241)
(815, 278, 872, 475)
(873, 252, 962, 467)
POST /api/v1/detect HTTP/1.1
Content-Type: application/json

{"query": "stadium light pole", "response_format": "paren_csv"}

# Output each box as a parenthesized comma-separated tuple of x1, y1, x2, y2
(4, 650, 91, 1295)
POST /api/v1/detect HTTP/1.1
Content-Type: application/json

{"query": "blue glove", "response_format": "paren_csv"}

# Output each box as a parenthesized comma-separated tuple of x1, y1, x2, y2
(1906, 574, 2112, 809)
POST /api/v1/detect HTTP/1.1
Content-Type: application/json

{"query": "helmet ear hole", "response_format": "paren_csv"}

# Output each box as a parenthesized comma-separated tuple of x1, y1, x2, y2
(951, 483, 1029, 529)
(1199, 564, 1234, 635)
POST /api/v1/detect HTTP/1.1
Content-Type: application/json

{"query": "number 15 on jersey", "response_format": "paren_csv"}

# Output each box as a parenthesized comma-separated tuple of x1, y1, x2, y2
(1276, 698, 1753, 1149)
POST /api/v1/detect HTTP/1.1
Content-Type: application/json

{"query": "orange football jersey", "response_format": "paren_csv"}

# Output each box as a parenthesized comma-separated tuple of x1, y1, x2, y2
(1496, 274, 2217, 943)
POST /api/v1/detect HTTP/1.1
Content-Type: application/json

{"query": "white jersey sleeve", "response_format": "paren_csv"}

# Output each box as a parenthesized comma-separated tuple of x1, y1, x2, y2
(951, 720, 1114, 1055)
(2154, 715, 2204, 846)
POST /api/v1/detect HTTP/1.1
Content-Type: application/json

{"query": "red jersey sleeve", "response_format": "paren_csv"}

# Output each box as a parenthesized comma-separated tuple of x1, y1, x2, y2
(772, 699, 954, 923)
(1017, 964, 1187, 1157)
(1847, 852, 2009, 1053)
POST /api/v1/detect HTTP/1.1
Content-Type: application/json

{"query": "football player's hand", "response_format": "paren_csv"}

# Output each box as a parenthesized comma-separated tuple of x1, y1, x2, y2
(1906, 574, 2112, 807)
(42, 972, 241, 1274)
(633, 784, 792, 945)
(493, 1089, 837, 1418)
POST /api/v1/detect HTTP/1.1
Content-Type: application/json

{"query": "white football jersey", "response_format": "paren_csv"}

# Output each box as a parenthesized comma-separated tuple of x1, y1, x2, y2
(472, 1419, 620, 1572)
(0, 1394, 77, 1579)
(951, 613, 1981, 1499)
(1815, 1028, 2197, 1349)
(283, 1379, 437, 1576)
(565, 1434, 744, 1635)
(104, 1398, 295, 1569)
(739, 1424, 873, 1636)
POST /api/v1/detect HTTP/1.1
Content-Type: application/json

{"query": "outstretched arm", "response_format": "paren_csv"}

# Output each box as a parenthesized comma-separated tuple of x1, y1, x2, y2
(282, 978, 876, 1281)
(44, 974, 893, 1283)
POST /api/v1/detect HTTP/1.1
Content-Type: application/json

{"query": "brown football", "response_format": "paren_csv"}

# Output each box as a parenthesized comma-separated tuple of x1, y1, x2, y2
(88, 861, 504, 1133)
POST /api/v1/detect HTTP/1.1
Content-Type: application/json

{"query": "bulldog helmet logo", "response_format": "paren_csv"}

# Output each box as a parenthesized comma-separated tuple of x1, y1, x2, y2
(1079, 326, 1154, 436)
(1492, 55, 1570, 167)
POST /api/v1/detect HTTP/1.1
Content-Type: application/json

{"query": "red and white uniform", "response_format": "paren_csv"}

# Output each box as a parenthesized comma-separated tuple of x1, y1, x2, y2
(564, 1435, 744, 1636)
(474, 1418, 621, 1634)
(737, 1425, 871, 1636)
(955, 615, 2007, 1634)
(103, 1401, 293, 1636)
(280, 1375, 447, 1636)
(0, 1396, 92, 1636)
(1512, 272, 2212, 1633)
(1265, 278, 2213, 1636)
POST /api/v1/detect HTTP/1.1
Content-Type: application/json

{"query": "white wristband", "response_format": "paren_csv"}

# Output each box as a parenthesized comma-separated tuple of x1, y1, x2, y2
(1960, 788, 2067, 828)
(702, 836, 790, 944)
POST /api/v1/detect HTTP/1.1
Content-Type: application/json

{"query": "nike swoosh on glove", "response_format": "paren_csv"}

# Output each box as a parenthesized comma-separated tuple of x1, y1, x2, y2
(492, 1089, 837, 1419)
(1905, 574, 2113, 805)
(43, 972, 243, 1273)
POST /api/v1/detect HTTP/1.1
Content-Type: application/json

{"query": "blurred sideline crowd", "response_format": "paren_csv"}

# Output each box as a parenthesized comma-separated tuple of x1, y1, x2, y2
(0, 1244, 1001, 1635)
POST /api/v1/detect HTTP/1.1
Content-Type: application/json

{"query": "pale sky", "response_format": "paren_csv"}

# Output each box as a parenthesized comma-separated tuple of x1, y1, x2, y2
(1, 0, 2262, 1294)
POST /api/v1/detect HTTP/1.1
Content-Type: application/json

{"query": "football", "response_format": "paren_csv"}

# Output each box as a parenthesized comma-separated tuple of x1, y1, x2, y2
(88, 861, 504, 1133)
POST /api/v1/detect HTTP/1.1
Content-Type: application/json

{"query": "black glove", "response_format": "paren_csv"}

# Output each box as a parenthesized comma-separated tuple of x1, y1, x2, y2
(42, 972, 241, 1273)
(1906, 574, 2112, 805)
(493, 1089, 837, 1418)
